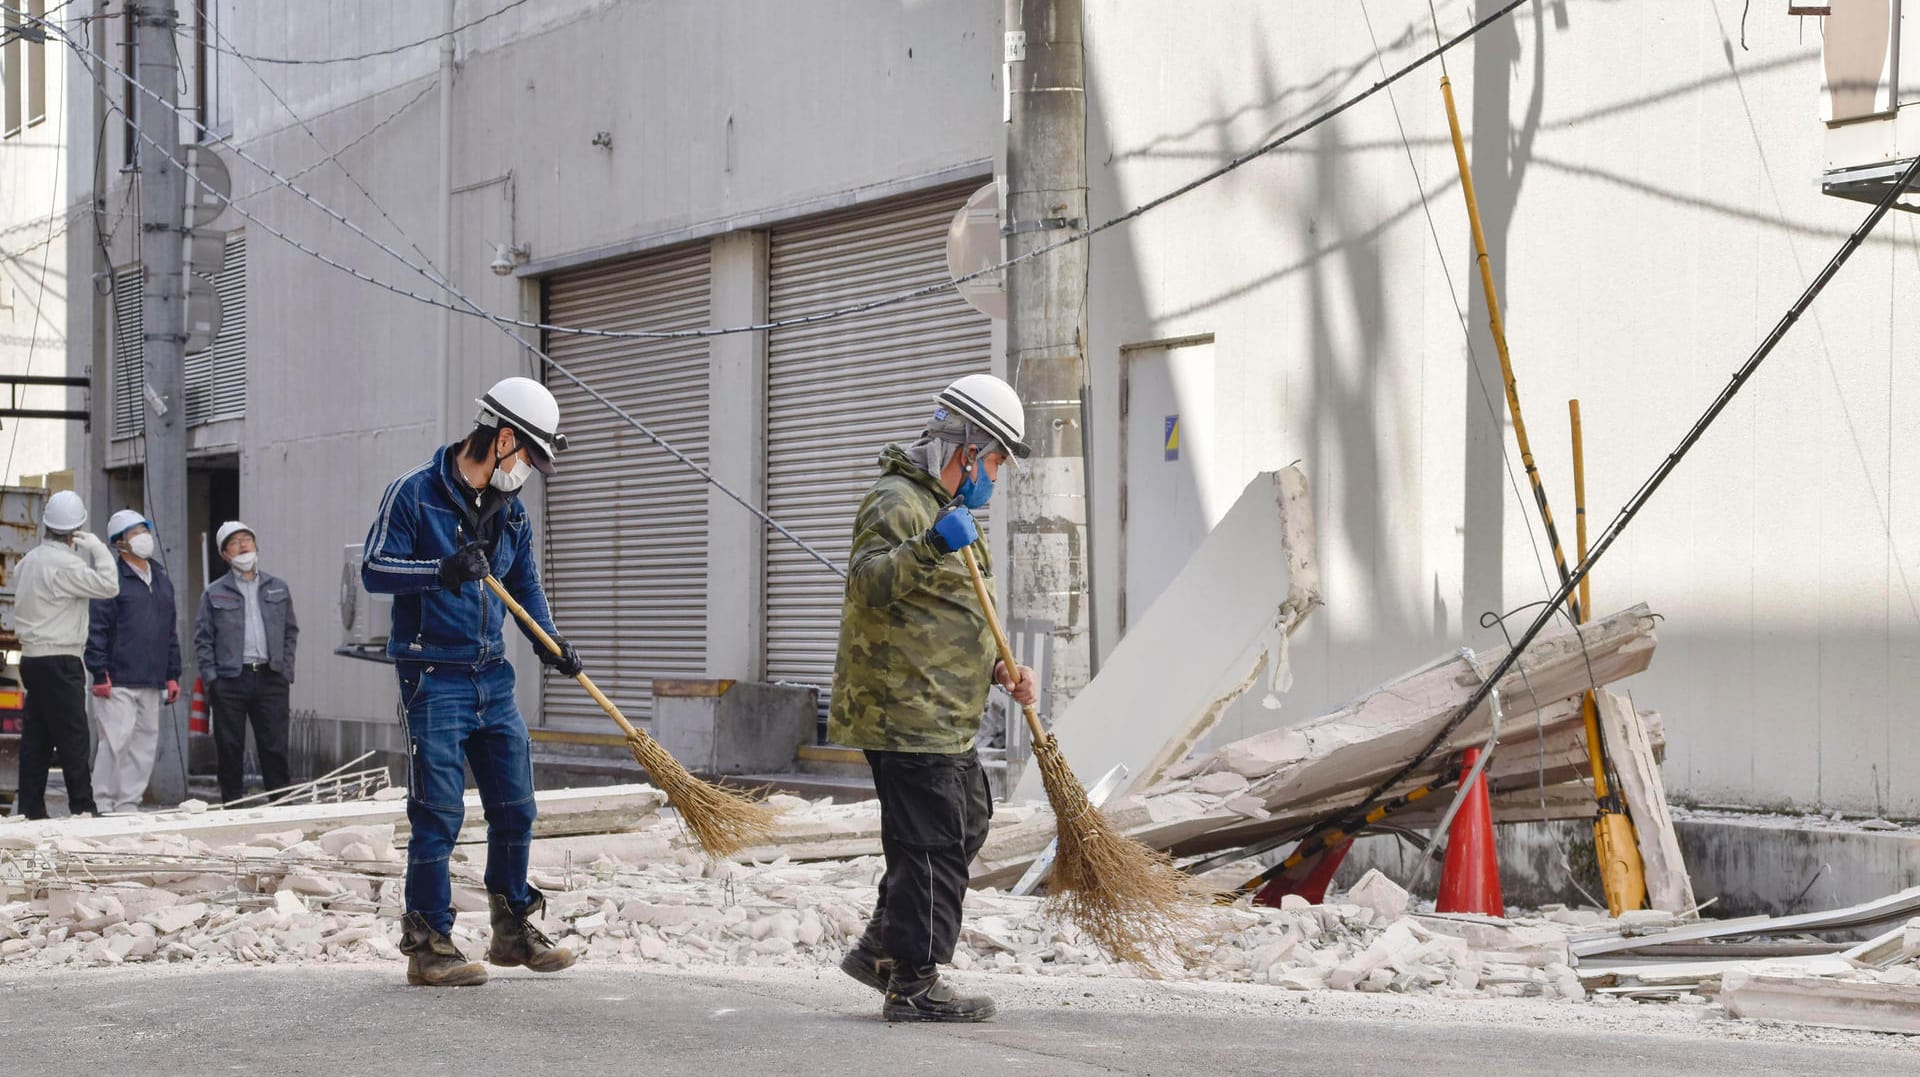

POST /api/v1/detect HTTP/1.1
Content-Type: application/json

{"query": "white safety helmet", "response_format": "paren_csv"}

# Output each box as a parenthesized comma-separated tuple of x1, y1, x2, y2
(43, 490, 87, 534)
(216, 520, 255, 552)
(475, 376, 567, 475)
(933, 373, 1030, 459)
(107, 509, 153, 542)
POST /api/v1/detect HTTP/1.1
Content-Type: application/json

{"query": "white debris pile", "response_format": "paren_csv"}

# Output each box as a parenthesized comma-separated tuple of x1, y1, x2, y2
(0, 812, 1587, 1001)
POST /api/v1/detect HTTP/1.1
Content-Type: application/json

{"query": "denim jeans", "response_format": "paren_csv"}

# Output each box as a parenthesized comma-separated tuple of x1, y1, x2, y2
(397, 659, 536, 935)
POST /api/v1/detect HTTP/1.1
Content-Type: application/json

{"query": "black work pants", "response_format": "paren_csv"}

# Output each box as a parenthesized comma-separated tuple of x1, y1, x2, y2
(859, 749, 993, 979)
(210, 667, 291, 803)
(16, 655, 95, 818)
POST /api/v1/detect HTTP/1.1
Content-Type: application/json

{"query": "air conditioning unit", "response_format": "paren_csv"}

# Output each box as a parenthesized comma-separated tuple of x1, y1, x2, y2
(340, 543, 391, 647)
(1821, 1, 1920, 211)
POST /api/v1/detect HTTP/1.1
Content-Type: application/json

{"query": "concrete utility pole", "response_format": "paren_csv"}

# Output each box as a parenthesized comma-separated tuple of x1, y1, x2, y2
(1003, 0, 1093, 709)
(135, 0, 190, 804)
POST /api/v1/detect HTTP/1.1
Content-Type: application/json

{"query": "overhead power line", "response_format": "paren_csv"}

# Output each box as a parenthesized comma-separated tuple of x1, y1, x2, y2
(178, 0, 533, 66)
(1295, 151, 1920, 858)
(30, 0, 1531, 344)
(16, 0, 1531, 578)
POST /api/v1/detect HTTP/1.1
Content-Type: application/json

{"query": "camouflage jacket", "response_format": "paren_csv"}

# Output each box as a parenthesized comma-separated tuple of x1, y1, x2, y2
(828, 445, 995, 754)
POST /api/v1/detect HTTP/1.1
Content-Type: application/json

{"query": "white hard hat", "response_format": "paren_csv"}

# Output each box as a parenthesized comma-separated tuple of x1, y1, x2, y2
(475, 376, 566, 475)
(216, 520, 255, 552)
(107, 509, 153, 542)
(933, 373, 1030, 459)
(44, 490, 87, 533)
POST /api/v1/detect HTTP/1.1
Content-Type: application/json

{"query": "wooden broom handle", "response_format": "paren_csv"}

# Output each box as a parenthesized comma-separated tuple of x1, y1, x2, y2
(959, 545, 1048, 742)
(483, 575, 642, 741)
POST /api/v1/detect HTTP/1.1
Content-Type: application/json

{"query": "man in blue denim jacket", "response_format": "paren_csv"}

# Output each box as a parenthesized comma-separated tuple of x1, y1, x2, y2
(362, 376, 582, 987)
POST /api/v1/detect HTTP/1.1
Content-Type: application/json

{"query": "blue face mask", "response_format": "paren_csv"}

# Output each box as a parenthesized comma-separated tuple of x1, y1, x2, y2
(957, 456, 994, 509)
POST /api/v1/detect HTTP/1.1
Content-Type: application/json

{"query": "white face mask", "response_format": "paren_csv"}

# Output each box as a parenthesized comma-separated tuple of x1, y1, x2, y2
(230, 551, 258, 573)
(127, 533, 156, 560)
(490, 454, 533, 493)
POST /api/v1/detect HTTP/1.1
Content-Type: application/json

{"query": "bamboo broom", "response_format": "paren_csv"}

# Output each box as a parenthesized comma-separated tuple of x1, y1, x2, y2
(484, 576, 778, 857)
(959, 546, 1206, 965)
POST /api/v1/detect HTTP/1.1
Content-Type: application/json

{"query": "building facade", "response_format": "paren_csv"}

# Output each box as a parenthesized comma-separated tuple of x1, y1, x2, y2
(12, 1, 1918, 815)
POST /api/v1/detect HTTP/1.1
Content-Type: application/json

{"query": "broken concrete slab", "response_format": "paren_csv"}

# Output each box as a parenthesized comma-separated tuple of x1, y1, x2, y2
(1015, 468, 1320, 801)
(0, 784, 667, 849)
(1595, 689, 1696, 914)
(1722, 967, 1920, 1034)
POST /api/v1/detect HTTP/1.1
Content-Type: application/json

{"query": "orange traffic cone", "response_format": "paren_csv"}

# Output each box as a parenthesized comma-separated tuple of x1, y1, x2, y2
(1435, 748, 1503, 915)
(189, 677, 210, 734)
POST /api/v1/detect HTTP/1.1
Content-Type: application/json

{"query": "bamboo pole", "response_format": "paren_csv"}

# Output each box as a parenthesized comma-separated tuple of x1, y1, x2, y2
(1439, 75, 1583, 625)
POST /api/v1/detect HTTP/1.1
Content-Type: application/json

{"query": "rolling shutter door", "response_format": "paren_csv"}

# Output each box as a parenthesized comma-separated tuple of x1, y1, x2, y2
(764, 182, 992, 689)
(542, 243, 711, 726)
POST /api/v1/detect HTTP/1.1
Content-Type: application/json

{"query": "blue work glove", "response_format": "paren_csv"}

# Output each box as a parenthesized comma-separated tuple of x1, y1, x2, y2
(926, 504, 979, 556)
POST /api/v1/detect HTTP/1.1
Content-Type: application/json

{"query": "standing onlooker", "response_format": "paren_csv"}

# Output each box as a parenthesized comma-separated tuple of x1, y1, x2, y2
(84, 510, 183, 814)
(192, 521, 298, 804)
(13, 490, 121, 818)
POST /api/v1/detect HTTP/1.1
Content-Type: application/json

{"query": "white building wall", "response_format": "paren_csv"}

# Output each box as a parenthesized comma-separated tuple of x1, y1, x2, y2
(180, 1, 1003, 737)
(0, 8, 81, 487)
(1085, 0, 1920, 814)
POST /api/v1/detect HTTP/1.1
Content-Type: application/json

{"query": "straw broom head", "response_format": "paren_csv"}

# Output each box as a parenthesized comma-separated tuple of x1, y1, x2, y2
(624, 731, 780, 857)
(1031, 733, 1212, 966)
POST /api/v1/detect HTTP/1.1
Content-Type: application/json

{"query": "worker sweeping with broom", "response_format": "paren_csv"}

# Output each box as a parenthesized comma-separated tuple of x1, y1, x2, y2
(361, 376, 581, 987)
(832, 373, 1038, 1023)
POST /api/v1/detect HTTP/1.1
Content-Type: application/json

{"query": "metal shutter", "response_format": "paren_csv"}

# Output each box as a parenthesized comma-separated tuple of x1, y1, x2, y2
(542, 242, 711, 726)
(111, 236, 246, 437)
(184, 234, 246, 425)
(764, 182, 992, 689)
(110, 265, 142, 439)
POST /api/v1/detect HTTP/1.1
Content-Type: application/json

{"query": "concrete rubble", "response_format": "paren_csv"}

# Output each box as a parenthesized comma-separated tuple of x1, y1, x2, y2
(0, 794, 1590, 1002)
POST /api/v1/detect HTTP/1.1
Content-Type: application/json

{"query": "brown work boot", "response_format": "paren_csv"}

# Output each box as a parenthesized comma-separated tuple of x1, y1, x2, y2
(487, 890, 577, 972)
(839, 943, 893, 993)
(882, 969, 996, 1023)
(400, 911, 488, 987)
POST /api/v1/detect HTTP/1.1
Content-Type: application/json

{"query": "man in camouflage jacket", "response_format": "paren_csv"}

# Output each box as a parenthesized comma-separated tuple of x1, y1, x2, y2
(829, 374, 1037, 1023)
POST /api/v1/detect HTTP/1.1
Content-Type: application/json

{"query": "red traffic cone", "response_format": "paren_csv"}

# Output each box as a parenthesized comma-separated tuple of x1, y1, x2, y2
(1435, 747, 1504, 915)
(189, 677, 210, 734)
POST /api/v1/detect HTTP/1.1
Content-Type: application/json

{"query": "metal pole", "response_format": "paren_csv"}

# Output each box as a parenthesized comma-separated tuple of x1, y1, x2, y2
(135, 0, 188, 804)
(1004, 0, 1092, 708)
(436, 0, 455, 444)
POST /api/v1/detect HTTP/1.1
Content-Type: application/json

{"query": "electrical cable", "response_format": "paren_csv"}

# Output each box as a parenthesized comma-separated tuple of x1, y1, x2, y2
(30, 0, 1534, 581)
(1293, 149, 1920, 857)
(19, 0, 1532, 344)
(45, 8, 850, 579)
(175, 0, 532, 66)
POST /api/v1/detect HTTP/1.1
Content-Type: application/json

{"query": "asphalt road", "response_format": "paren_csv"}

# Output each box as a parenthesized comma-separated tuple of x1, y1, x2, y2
(2, 965, 1917, 1076)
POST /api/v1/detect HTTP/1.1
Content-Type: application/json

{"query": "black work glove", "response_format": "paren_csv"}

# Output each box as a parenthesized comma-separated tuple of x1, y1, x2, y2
(539, 633, 584, 677)
(437, 541, 491, 591)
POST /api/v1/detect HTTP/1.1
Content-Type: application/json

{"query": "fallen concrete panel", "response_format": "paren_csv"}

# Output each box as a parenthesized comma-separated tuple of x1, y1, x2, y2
(980, 607, 1659, 888)
(1722, 968, 1920, 1035)
(0, 784, 668, 849)
(1596, 690, 1696, 914)
(1573, 886, 1920, 959)
(1015, 468, 1320, 801)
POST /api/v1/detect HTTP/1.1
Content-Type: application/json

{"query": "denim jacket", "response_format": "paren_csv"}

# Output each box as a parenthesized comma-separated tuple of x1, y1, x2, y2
(193, 569, 298, 682)
(361, 444, 559, 666)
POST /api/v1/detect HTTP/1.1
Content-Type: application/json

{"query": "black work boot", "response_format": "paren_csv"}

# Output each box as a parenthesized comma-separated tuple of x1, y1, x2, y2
(882, 969, 996, 1023)
(839, 943, 893, 993)
(399, 911, 488, 987)
(487, 890, 577, 972)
